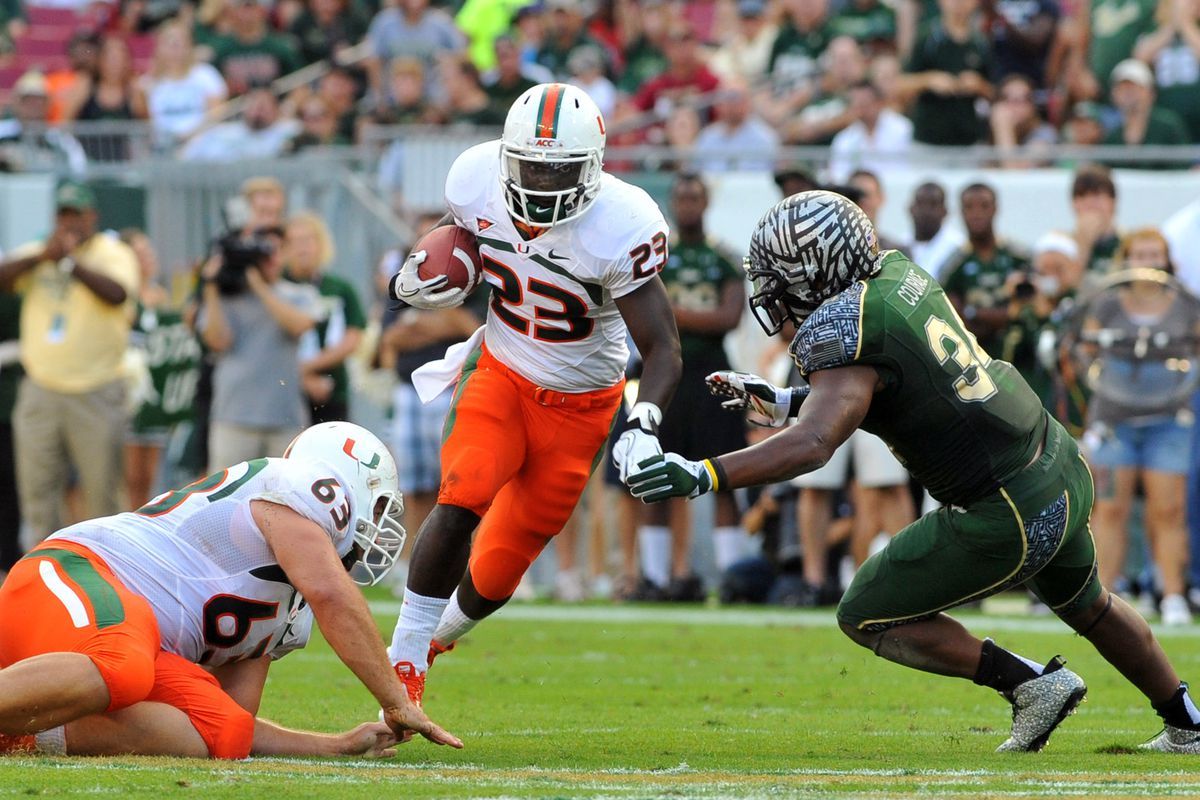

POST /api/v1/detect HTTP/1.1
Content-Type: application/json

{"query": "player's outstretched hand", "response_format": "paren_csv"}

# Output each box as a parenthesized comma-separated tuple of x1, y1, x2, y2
(383, 700, 464, 749)
(705, 371, 795, 428)
(389, 249, 466, 310)
(338, 721, 403, 758)
(613, 427, 662, 484)
(627, 453, 712, 503)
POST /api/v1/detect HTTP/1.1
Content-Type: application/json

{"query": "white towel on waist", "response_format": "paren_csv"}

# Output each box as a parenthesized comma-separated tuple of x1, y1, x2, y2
(411, 324, 487, 404)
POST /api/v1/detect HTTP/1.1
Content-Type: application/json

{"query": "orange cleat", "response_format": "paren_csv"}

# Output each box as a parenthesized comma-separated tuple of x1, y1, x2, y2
(394, 641, 457, 707)
(428, 639, 455, 666)
(0, 734, 35, 754)
(393, 661, 427, 706)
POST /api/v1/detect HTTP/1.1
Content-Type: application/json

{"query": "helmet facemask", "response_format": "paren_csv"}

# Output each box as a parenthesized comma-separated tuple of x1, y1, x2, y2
(746, 258, 821, 335)
(347, 490, 406, 587)
(500, 144, 602, 227)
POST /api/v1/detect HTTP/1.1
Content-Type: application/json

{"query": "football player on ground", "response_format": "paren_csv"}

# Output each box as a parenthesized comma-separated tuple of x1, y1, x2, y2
(386, 82, 681, 703)
(626, 190, 1200, 754)
(0, 422, 461, 758)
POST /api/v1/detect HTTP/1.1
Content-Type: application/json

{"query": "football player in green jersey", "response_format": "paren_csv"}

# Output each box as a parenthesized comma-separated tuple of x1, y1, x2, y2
(625, 190, 1200, 754)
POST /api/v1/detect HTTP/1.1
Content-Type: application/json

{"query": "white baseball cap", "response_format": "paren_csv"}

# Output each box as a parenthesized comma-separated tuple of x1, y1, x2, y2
(1111, 59, 1154, 88)
(1033, 231, 1079, 261)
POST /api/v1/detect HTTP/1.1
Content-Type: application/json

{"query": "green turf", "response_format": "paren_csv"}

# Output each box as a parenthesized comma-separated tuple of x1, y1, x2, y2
(4, 601, 1200, 798)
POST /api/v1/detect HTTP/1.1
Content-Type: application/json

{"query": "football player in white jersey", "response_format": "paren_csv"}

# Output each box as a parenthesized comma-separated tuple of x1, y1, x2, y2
(387, 83, 681, 704)
(0, 422, 461, 758)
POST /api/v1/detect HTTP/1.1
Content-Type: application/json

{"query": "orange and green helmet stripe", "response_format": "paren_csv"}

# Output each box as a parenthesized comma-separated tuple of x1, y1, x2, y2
(535, 83, 566, 139)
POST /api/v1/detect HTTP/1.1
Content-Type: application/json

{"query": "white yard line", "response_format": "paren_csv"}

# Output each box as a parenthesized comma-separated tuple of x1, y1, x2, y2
(12, 758, 1200, 799)
(366, 600, 1200, 637)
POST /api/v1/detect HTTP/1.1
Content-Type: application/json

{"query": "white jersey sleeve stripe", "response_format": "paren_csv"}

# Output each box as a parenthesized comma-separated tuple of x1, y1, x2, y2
(38, 559, 90, 628)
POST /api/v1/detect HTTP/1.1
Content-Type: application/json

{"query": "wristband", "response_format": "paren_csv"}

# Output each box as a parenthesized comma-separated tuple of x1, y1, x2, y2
(787, 387, 809, 418)
(702, 457, 729, 492)
(627, 401, 662, 435)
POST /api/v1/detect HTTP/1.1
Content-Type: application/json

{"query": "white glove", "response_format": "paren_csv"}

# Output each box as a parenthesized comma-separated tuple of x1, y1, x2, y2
(627, 453, 714, 503)
(612, 401, 663, 484)
(389, 250, 466, 310)
(705, 371, 801, 428)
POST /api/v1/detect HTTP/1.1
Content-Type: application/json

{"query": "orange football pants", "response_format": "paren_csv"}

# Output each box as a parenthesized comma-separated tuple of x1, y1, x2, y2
(439, 345, 624, 601)
(0, 540, 254, 759)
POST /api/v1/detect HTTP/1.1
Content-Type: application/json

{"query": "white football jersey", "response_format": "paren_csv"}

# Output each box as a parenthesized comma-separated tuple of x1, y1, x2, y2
(50, 457, 356, 667)
(446, 141, 670, 392)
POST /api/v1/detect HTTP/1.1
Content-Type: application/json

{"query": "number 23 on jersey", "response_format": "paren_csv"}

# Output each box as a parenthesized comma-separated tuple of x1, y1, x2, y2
(481, 231, 668, 345)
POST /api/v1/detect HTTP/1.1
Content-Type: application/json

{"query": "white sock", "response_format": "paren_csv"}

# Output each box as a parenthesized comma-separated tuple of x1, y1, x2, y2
(639, 525, 670, 588)
(712, 526, 745, 571)
(432, 588, 479, 646)
(35, 726, 65, 755)
(387, 589, 450, 671)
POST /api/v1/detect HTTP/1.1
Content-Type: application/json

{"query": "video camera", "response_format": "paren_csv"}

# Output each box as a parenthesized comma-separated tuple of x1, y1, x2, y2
(211, 229, 278, 295)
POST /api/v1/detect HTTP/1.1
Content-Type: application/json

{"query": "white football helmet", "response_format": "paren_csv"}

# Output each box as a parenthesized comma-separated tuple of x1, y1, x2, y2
(283, 421, 405, 586)
(500, 82, 606, 227)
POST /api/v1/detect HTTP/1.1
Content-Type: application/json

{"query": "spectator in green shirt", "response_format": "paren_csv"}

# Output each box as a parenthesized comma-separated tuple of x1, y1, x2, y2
(831, 0, 898, 54)
(769, 0, 834, 86)
(434, 55, 508, 127)
(942, 182, 1033, 356)
(211, 0, 304, 96)
(1082, 0, 1158, 97)
(284, 212, 367, 425)
(900, 0, 995, 145)
(536, 0, 608, 80)
(617, 0, 672, 94)
(1134, 0, 1200, 143)
(289, 0, 371, 68)
(0, 0, 25, 56)
(482, 34, 541, 119)
(1103, 58, 1191, 169)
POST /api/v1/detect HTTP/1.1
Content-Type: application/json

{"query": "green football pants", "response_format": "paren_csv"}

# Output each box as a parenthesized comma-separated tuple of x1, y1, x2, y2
(838, 418, 1102, 631)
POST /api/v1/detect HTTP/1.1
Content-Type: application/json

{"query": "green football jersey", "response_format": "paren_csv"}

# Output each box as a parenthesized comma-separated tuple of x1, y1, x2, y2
(130, 305, 203, 433)
(791, 251, 1046, 506)
(661, 238, 741, 362)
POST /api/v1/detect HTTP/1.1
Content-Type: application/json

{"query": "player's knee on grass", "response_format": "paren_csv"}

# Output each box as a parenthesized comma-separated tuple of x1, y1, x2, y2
(146, 651, 254, 759)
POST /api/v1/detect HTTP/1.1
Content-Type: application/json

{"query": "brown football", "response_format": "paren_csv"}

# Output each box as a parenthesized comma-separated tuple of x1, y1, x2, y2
(415, 225, 484, 294)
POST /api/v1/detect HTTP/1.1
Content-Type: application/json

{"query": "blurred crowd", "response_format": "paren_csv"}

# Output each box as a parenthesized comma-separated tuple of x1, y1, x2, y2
(0, 0, 1197, 181)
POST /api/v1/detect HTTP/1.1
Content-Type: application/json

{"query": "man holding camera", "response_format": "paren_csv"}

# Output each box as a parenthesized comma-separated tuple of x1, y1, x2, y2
(198, 226, 320, 472)
(0, 182, 138, 545)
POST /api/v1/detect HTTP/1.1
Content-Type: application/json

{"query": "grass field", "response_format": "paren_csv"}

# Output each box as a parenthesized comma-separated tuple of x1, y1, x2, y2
(5, 598, 1200, 799)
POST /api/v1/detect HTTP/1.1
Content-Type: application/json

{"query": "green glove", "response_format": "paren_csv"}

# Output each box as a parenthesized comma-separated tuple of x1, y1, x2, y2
(626, 453, 716, 503)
